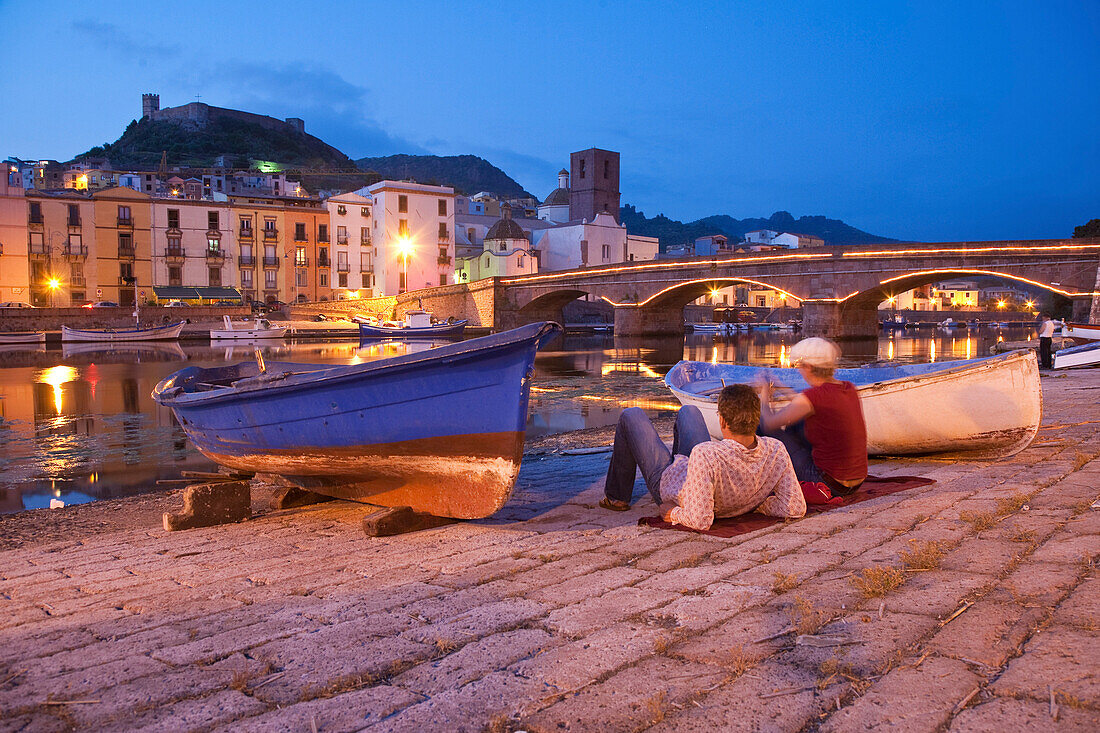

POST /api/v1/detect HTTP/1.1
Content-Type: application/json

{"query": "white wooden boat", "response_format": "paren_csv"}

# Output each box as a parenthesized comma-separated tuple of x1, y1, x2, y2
(61, 321, 184, 342)
(1054, 341, 1100, 370)
(210, 316, 287, 340)
(0, 331, 45, 344)
(1062, 322, 1100, 343)
(665, 350, 1041, 458)
(688, 323, 724, 333)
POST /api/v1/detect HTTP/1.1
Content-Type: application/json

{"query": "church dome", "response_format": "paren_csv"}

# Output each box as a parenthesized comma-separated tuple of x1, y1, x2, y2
(543, 188, 570, 206)
(485, 217, 527, 241)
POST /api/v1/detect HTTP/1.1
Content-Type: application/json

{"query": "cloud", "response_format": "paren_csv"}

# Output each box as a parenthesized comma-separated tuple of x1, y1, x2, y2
(71, 20, 180, 58)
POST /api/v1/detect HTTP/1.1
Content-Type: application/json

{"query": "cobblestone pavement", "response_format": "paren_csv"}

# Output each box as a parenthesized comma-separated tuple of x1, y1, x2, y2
(1, 370, 1098, 732)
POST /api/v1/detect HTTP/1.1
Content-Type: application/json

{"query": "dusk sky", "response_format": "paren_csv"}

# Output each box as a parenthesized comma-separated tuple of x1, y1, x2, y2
(2, 1, 1097, 243)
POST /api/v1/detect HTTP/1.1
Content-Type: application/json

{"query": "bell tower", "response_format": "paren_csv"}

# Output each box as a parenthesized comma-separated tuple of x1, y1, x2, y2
(569, 148, 620, 223)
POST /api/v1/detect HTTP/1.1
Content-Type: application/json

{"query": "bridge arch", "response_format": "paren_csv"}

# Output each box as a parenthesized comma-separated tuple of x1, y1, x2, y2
(608, 277, 803, 310)
(839, 268, 1076, 309)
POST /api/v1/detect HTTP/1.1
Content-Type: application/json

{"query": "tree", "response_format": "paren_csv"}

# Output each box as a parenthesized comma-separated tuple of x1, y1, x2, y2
(1073, 219, 1100, 238)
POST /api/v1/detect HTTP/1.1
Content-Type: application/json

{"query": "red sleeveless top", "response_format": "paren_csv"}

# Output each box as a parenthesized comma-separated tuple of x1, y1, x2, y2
(803, 381, 867, 481)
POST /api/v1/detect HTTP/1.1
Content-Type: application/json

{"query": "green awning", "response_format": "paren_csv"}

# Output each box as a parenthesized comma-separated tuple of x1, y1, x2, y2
(153, 287, 242, 301)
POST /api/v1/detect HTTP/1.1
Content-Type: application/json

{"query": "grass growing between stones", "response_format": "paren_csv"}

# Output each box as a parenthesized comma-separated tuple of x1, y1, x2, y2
(789, 595, 830, 635)
(850, 567, 906, 598)
(995, 493, 1031, 516)
(728, 645, 757, 677)
(959, 510, 998, 532)
(772, 572, 799, 593)
(900, 541, 945, 571)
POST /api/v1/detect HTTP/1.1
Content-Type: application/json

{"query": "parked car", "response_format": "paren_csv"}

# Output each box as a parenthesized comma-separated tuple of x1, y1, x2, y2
(82, 301, 120, 308)
(162, 301, 188, 308)
(0, 301, 35, 308)
(214, 300, 239, 306)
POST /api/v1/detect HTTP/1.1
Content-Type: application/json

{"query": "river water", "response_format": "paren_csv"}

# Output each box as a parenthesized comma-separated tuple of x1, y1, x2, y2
(0, 326, 1037, 513)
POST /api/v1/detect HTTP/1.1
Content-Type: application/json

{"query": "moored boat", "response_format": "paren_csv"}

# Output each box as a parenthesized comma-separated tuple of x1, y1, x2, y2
(0, 331, 46, 344)
(153, 321, 561, 518)
(1054, 341, 1100, 370)
(1062, 322, 1100, 344)
(210, 315, 287, 340)
(358, 309, 467, 339)
(61, 321, 185, 342)
(665, 350, 1041, 458)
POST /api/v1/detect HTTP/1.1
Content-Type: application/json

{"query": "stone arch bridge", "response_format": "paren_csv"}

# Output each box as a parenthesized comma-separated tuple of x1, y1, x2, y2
(311, 239, 1100, 340)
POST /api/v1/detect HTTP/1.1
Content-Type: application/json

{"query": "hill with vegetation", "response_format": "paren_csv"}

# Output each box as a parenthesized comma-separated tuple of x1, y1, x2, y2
(354, 154, 533, 198)
(620, 205, 899, 251)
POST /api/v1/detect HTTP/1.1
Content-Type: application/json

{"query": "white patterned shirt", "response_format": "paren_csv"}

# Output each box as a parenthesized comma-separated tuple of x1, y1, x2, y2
(660, 436, 805, 531)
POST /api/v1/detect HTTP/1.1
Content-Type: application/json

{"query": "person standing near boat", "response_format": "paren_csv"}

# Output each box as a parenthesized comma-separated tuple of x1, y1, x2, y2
(756, 337, 868, 497)
(599, 384, 805, 531)
(1037, 313, 1062, 370)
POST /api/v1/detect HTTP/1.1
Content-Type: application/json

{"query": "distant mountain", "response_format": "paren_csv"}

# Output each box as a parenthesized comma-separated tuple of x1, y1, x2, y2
(354, 154, 533, 198)
(621, 205, 899, 251)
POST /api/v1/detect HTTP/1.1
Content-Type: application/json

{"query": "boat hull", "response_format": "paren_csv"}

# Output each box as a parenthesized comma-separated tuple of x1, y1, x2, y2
(1054, 341, 1100, 369)
(153, 321, 559, 518)
(358, 320, 467, 339)
(209, 327, 287, 340)
(62, 321, 184, 342)
(665, 351, 1041, 458)
(1062, 322, 1100, 343)
(0, 331, 45, 344)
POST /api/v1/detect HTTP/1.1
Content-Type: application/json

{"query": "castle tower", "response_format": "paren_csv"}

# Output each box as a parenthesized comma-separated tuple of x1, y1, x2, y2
(142, 93, 160, 120)
(569, 148, 620, 224)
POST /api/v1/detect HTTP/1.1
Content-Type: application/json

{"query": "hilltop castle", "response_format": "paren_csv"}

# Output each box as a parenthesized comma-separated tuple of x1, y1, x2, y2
(141, 93, 306, 135)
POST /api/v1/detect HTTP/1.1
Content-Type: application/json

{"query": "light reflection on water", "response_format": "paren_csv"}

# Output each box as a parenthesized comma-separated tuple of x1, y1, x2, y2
(0, 326, 1035, 512)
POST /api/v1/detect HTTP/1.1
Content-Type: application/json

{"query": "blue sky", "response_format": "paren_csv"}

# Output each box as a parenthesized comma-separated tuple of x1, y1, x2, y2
(2, 1, 1097, 242)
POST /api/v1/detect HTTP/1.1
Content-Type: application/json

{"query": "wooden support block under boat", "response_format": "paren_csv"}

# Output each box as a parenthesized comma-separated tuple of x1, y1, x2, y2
(271, 485, 336, 510)
(362, 505, 458, 537)
(163, 481, 251, 531)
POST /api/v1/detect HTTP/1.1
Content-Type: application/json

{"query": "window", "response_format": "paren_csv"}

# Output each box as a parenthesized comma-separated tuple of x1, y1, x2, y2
(120, 262, 133, 280)
(519, 255, 525, 267)
(29, 202, 42, 222)
(208, 211, 219, 230)
(337, 251, 348, 270)
(499, 242, 506, 252)
(168, 266, 182, 286)
(265, 270, 278, 289)
(399, 271, 406, 292)
(241, 269, 253, 288)
(207, 237, 221, 254)
(295, 247, 307, 267)
(362, 273, 372, 289)
(360, 226, 370, 244)
(601, 244, 610, 260)
(118, 233, 134, 254)
(337, 225, 348, 243)
(318, 224, 328, 242)
(319, 272, 328, 287)
(440, 274, 447, 286)
(29, 231, 43, 251)
(398, 195, 408, 213)
(296, 270, 307, 287)
(264, 218, 277, 232)
(68, 204, 80, 226)
(318, 247, 329, 266)
(295, 222, 307, 241)
(438, 223, 448, 240)
(337, 205, 346, 215)
(167, 236, 181, 255)
(579, 160, 586, 179)
(756, 296, 767, 307)
(398, 219, 409, 237)
(438, 199, 447, 216)
(467, 227, 476, 243)
(118, 205, 131, 222)
(209, 267, 222, 287)
(167, 209, 180, 228)
(604, 160, 610, 179)
(338, 273, 348, 288)
(361, 206, 369, 217)
(70, 262, 84, 285)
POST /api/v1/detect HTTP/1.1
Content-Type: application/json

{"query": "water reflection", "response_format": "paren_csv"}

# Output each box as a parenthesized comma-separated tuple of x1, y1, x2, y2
(0, 325, 1037, 512)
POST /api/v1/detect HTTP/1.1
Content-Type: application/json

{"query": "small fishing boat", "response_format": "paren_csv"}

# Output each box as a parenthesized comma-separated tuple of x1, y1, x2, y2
(153, 321, 561, 518)
(1062, 322, 1100, 343)
(881, 316, 908, 331)
(0, 331, 45, 344)
(688, 323, 724, 333)
(1054, 341, 1100, 370)
(358, 309, 467, 339)
(665, 349, 1041, 458)
(210, 316, 287, 340)
(61, 321, 184, 342)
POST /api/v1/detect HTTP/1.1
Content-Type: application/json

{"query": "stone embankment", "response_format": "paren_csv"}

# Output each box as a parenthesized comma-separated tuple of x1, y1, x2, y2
(1, 372, 1097, 731)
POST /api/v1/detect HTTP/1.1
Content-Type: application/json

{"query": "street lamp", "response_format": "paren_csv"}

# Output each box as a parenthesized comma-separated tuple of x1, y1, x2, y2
(47, 277, 61, 309)
(397, 235, 413, 294)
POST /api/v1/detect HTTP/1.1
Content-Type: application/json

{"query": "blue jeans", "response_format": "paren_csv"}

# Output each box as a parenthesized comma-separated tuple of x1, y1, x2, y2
(758, 419, 822, 484)
(604, 406, 711, 505)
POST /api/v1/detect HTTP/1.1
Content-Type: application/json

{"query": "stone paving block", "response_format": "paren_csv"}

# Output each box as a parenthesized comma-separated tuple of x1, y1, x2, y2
(647, 660, 825, 732)
(368, 671, 553, 733)
(817, 611, 941, 677)
(926, 600, 1044, 668)
(669, 604, 791, 665)
(634, 564, 740, 593)
(402, 598, 548, 646)
(724, 546, 840, 590)
(121, 689, 266, 732)
(0, 627, 98, 667)
(990, 626, 1100, 703)
(521, 655, 726, 732)
(0, 654, 169, 713)
(510, 621, 665, 690)
(1051, 576, 1099, 629)
(151, 616, 319, 666)
(544, 586, 678, 636)
(232, 684, 421, 733)
(1029, 532, 1099, 565)
(869, 570, 991, 618)
(430, 556, 543, 590)
(398, 583, 514, 625)
(63, 666, 240, 729)
(631, 539, 724, 573)
(647, 582, 769, 632)
(897, 518, 972, 546)
(0, 713, 69, 732)
(820, 656, 981, 732)
(938, 538, 1027, 576)
(30, 624, 192, 679)
(796, 527, 897, 563)
(526, 566, 649, 605)
(394, 628, 558, 695)
(948, 696, 1100, 732)
(1000, 561, 1083, 605)
(775, 568, 865, 616)
(1063, 509, 1100, 535)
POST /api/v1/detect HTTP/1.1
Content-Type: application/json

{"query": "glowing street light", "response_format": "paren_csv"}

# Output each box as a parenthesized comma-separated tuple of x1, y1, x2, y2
(1024, 300, 1035, 310)
(397, 235, 413, 294)
(997, 300, 1006, 310)
(47, 277, 61, 308)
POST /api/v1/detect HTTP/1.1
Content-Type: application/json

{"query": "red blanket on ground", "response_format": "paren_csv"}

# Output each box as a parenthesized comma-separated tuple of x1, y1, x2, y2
(637, 475, 936, 538)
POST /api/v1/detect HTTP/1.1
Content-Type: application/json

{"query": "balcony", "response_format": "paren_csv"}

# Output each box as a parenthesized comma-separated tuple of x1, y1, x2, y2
(293, 233, 308, 243)
(117, 277, 135, 286)
(239, 255, 256, 267)
(28, 215, 43, 225)
(118, 246, 136, 259)
(117, 217, 134, 228)
(360, 235, 372, 246)
(337, 263, 350, 273)
(63, 244, 89, 258)
(29, 241, 48, 255)
(263, 256, 281, 269)
(318, 234, 330, 243)
(207, 228, 222, 238)
(166, 247, 186, 263)
(263, 228, 279, 240)
(438, 233, 450, 242)
(294, 257, 309, 268)
(71, 275, 86, 287)
(68, 218, 81, 228)
(205, 248, 225, 262)
(239, 227, 254, 239)
(437, 255, 452, 266)
(337, 234, 349, 244)
(317, 255, 331, 268)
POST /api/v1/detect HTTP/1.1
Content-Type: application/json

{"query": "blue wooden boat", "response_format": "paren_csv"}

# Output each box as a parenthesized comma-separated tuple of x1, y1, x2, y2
(666, 350, 1041, 458)
(358, 309, 467, 339)
(153, 321, 561, 518)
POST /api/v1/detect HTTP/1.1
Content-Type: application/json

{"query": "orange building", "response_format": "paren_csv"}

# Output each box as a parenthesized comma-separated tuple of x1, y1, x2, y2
(92, 187, 153, 306)
(228, 195, 329, 304)
(23, 189, 96, 306)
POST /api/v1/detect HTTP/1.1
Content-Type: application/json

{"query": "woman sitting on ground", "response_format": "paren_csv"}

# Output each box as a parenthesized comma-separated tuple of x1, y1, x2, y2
(756, 337, 868, 496)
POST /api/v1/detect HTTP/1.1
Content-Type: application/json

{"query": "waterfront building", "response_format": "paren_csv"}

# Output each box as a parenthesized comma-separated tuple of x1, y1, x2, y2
(455, 204, 538, 282)
(743, 230, 825, 249)
(569, 148, 620, 224)
(0, 171, 31, 304)
(22, 189, 95, 307)
(529, 211, 658, 271)
(91, 187, 153, 307)
(325, 192, 374, 299)
(151, 198, 236, 298)
(365, 181, 455, 295)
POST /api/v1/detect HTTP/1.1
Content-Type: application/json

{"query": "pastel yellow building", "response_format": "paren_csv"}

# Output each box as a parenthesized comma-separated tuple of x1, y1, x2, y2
(92, 187, 153, 306)
(0, 171, 31, 304)
(23, 189, 96, 306)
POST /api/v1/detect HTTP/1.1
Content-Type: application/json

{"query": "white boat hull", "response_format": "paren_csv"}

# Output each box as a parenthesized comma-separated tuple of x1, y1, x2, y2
(0, 331, 45, 344)
(210, 327, 287, 340)
(1054, 342, 1100, 369)
(61, 321, 185, 342)
(666, 351, 1041, 459)
(1063, 322, 1100, 342)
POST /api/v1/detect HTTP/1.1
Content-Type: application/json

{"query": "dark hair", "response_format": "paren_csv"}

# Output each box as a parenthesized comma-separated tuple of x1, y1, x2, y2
(717, 384, 760, 435)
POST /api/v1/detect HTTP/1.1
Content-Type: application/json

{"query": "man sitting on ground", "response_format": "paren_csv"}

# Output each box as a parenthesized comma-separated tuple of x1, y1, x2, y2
(600, 384, 805, 531)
